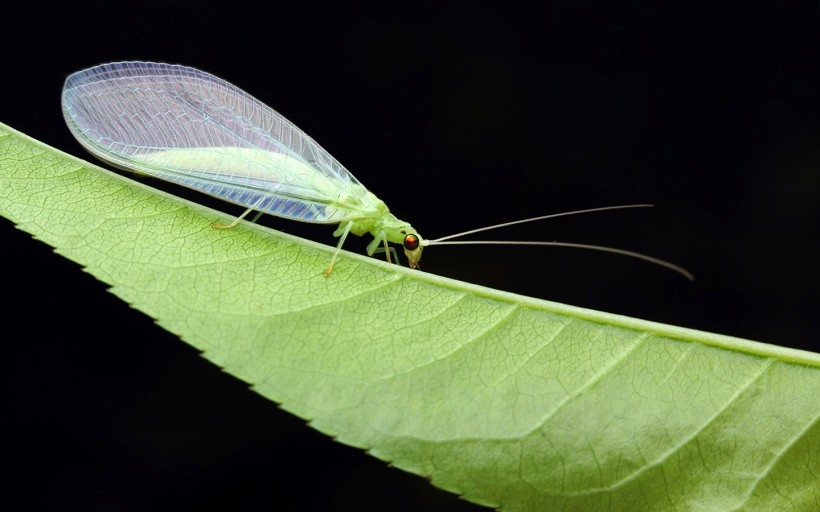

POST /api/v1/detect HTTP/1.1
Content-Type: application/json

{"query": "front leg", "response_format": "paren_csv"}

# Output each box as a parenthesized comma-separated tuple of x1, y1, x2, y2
(366, 231, 394, 264)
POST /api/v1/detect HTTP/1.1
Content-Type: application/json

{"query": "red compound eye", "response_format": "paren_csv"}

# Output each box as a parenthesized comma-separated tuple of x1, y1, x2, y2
(403, 234, 420, 250)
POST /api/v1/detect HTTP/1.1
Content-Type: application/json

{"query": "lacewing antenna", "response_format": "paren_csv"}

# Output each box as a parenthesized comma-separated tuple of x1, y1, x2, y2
(422, 204, 694, 280)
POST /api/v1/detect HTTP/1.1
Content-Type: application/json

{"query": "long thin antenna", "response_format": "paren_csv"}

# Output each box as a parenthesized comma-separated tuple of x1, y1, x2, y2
(423, 204, 654, 244)
(421, 204, 693, 280)
(425, 240, 694, 280)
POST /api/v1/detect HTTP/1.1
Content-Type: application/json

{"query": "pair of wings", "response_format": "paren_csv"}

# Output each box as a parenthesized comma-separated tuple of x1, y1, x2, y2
(62, 61, 374, 224)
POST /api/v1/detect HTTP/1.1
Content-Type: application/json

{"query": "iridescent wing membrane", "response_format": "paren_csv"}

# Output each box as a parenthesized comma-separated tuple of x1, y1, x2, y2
(62, 61, 374, 224)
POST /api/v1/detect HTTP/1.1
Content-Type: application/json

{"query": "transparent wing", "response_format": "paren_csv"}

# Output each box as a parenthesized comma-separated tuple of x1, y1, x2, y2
(61, 61, 374, 223)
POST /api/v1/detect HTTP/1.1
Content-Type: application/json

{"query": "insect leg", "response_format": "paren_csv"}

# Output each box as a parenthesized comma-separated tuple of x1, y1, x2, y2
(383, 237, 393, 264)
(366, 231, 394, 263)
(371, 245, 399, 265)
(212, 207, 256, 229)
(324, 220, 354, 277)
(212, 196, 267, 229)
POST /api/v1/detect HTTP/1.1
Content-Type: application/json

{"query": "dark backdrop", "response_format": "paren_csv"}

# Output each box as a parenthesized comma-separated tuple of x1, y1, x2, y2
(2, 2, 818, 511)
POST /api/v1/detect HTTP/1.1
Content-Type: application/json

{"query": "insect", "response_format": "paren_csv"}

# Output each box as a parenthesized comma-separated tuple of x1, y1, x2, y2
(62, 61, 692, 280)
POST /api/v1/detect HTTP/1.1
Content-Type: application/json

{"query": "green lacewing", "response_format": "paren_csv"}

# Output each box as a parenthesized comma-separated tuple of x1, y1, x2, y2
(62, 61, 692, 279)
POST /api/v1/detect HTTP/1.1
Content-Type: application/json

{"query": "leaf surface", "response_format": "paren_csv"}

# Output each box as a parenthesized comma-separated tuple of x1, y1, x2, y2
(1, 121, 817, 511)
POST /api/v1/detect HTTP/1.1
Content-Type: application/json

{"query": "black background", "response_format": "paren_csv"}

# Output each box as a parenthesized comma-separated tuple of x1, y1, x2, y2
(2, 2, 818, 511)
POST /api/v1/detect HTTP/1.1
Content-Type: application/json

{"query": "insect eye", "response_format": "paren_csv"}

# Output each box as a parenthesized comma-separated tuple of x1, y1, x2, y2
(403, 234, 420, 250)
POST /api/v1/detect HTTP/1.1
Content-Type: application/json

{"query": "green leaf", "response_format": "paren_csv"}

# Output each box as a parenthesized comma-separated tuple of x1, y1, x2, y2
(1, 120, 818, 511)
